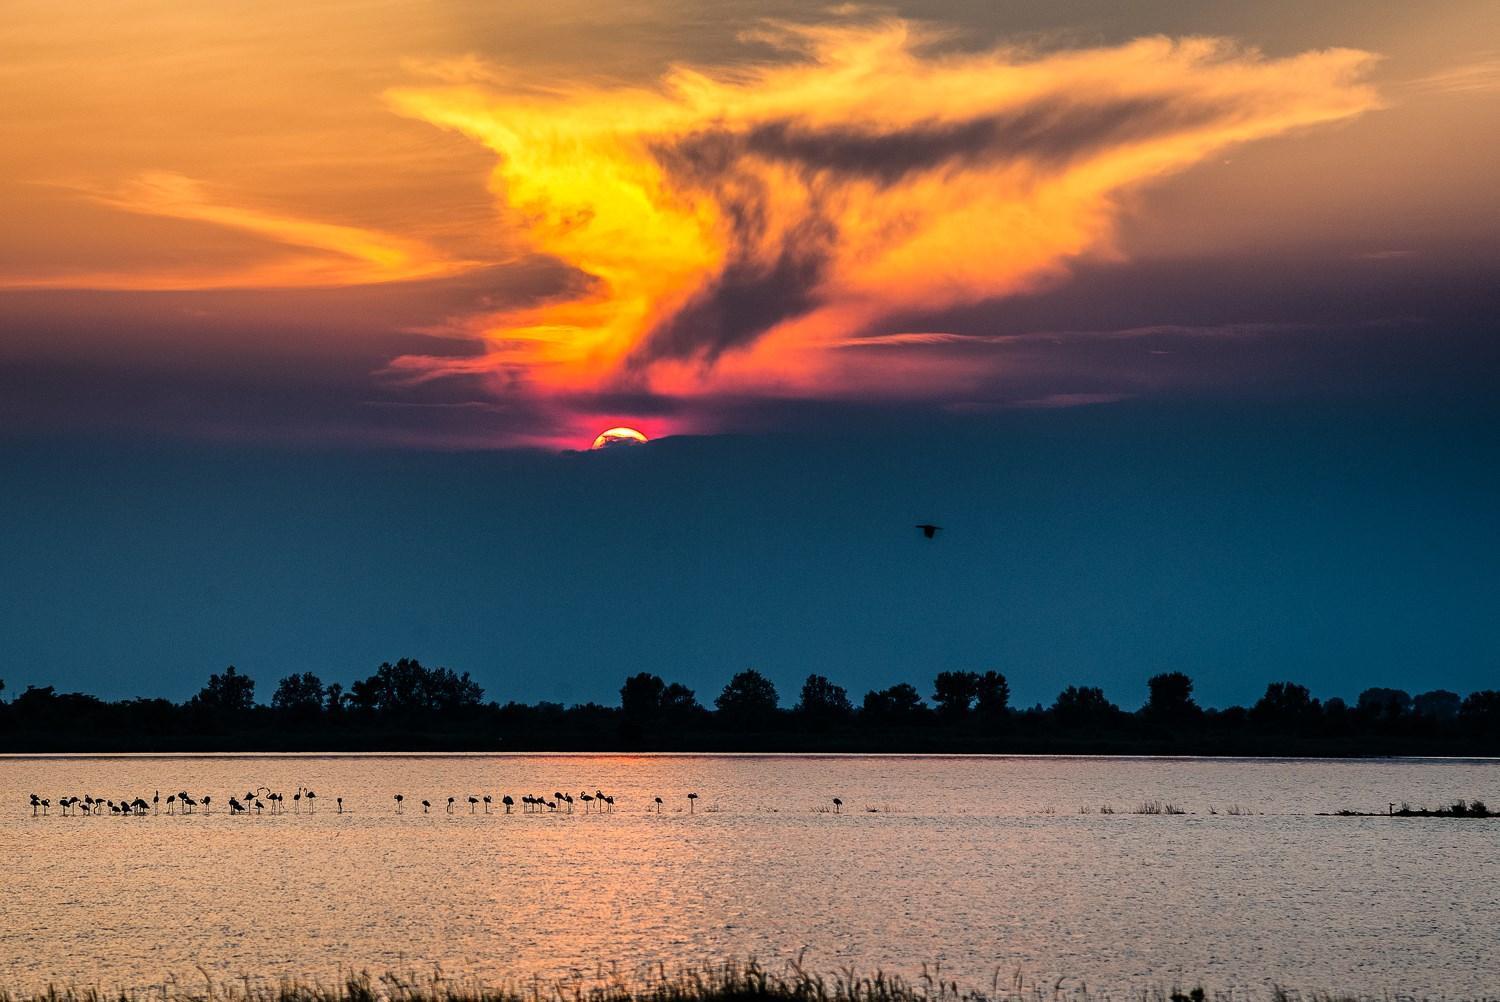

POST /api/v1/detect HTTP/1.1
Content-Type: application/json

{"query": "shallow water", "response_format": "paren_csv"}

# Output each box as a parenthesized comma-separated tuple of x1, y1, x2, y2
(2, 754, 1497, 996)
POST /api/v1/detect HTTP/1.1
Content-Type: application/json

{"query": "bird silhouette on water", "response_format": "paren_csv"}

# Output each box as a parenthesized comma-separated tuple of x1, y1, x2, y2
(915, 523, 942, 539)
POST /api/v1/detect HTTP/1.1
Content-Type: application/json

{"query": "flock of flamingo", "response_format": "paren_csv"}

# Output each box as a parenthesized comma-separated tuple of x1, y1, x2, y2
(26, 787, 334, 817)
(23, 789, 848, 818)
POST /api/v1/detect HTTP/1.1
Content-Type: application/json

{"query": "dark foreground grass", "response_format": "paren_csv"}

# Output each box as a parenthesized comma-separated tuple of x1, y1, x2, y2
(0, 960, 1491, 1002)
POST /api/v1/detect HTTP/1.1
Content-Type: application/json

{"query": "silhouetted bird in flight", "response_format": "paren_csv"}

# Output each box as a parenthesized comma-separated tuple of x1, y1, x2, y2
(915, 524, 942, 539)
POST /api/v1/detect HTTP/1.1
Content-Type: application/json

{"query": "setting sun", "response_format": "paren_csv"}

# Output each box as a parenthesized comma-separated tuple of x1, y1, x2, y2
(590, 427, 650, 450)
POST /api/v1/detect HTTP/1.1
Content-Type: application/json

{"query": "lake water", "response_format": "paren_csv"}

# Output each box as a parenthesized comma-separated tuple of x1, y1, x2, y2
(2, 754, 1497, 997)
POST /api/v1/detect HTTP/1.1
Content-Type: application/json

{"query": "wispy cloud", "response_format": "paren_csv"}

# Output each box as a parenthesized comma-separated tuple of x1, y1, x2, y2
(383, 18, 1379, 419)
(2, 172, 481, 291)
(1410, 56, 1500, 95)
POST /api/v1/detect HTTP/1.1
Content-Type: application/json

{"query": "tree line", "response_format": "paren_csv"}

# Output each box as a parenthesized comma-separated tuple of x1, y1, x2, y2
(0, 662, 1496, 754)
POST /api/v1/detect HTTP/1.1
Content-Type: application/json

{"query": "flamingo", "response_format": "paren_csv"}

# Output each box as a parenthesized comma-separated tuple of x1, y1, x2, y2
(293, 788, 302, 813)
(469, 796, 479, 814)
(482, 795, 493, 814)
(305, 790, 317, 813)
(602, 795, 615, 812)
(394, 794, 404, 814)
(502, 795, 513, 814)
(153, 790, 160, 815)
(446, 796, 455, 814)
(422, 800, 431, 813)
(229, 797, 245, 814)
(166, 794, 176, 815)
(832, 798, 843, 814)
(29, 794, 40, 817)
(687, 792, 699, 814)
(654, 797, 663, 814)
(202, 795, 212, 814)
(563, 793, 574, 814)
(580, 793, 595, 813)
(337, 797, 344, 814)
(254, 798, 265, 815)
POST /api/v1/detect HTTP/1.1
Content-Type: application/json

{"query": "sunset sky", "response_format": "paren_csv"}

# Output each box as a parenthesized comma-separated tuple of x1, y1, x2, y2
(2, 1, 1497, 704)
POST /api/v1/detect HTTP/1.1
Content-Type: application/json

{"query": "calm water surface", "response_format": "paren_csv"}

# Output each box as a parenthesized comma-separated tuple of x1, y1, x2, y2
(2, 755, 1497, 995)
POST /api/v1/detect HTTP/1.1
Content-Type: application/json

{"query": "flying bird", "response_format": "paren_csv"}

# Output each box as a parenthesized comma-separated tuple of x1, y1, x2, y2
(915, 524, 942, 539)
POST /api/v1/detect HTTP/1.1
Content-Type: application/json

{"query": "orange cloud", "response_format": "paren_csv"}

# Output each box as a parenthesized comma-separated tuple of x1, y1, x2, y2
(383, 20, 1379, 420)
(3, 172, 479, 291)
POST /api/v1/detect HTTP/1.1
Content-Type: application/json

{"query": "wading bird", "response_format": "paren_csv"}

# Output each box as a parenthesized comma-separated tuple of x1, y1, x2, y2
(502, 795, 513, 814)
(832, 798, 843, 814)
(654, 797, 663, 814)
(482, 795, 492, 814)
(687, 792, 698, 814)
(447, 796, 455, 814)
(422, 800, 431, 813)
(468, 796, 479, 814)
(336, 797, 344, 814)
(393, 794, 404, 813)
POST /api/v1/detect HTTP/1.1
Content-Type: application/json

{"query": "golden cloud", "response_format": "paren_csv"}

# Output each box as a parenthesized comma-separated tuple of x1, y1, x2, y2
(384, 21, 1378, 417)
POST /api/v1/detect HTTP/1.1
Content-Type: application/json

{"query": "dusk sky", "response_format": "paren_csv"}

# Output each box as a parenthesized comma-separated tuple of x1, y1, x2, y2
(2, 1, 1497, 707)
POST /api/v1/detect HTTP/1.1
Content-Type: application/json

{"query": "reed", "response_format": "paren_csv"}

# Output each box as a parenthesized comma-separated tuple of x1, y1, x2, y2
(0, 961, 1480, 1002)
(1133, 800, 1187, 815)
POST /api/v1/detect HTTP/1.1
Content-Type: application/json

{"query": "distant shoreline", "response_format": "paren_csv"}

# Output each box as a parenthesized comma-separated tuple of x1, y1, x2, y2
(3, 734, 1498, 756)
(5, 663, 1495, 757)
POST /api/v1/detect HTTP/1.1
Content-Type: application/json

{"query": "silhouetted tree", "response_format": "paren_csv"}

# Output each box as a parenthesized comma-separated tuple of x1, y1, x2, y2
(974, 670, 1010, 720)
(351, 658, 483, 715)
(324, 682, 346, 714)
(271, 672, 326, 718)
(1413, 690, 1461, 721)
(797, 674, 853, 724)
(1051, 686, 1121, 727)
(1357, 687, 1412, 721)
(1460, 690, 1500, 733)
(620, 673, 667, 722)
(932, 671, 980, 720)
(192, 666, 256, 716)
(659, 682, 702, 718)
(1251, 681, 1321, 730)
(862, 683, 927, 725)
(715, 669, 779, 726)
(1143, 672, 1200, 724)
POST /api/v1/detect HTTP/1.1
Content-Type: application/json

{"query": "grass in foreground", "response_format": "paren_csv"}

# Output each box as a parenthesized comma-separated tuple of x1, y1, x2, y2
(0, 960, 1491, 1002)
